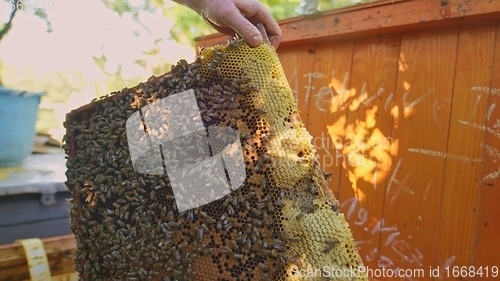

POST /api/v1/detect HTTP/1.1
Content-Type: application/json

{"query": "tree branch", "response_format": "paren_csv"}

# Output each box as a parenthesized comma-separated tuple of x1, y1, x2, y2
(0, 4, 19, 41)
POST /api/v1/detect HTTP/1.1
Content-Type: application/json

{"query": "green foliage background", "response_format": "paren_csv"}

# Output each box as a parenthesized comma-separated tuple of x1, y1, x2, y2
(0, 0, 374, 134)
(100, 0, 303, 46)
(100, 0, 374, 46)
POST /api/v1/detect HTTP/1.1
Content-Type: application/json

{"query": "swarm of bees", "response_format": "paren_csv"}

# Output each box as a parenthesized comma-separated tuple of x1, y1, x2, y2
(64, 39, 367, 280)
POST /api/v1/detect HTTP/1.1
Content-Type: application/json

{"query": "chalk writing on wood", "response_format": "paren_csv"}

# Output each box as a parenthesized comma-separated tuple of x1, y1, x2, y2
(300, 69, 437, 115)
(336, 70, 350, 110)
(294, 66, 473, 275)
(423, 178, 434, 203)
(458, 120, 500, 139)
(438, 256, 456, 279)
(386, 158, 415, 204)
(470, 86, 500, 96)
(483, 143, 500, 159)
(304, 72, 324, 103)
(432, 97, 451, 126)
(487, 103, 496, 121)
(456, 85, 500, 139)
(315, 86, 336, 112)
(483, 167, 500, 182)
(342, 198, 427, 281)
(471, 93, 483, 118)
(403, 88, 435, 112)
(407, 148, 484, 164)
(288, 67, 299, 101)
(385, 92, 394, 111)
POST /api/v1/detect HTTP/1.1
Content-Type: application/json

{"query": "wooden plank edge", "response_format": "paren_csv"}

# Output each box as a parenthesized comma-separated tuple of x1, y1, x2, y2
(0, 235, 76, 267)
(195, 0, 500, 48)
(1, 257, 77, 281)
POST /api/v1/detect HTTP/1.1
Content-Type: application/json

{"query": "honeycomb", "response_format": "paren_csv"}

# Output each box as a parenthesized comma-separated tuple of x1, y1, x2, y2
(64, 39, 367, 281)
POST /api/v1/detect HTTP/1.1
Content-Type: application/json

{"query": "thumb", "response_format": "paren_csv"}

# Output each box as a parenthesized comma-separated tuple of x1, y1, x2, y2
(227, 14, 263, 47)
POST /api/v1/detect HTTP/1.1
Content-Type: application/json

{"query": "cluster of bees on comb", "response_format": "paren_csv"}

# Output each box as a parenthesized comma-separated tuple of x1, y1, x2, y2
(64, 39, 367, 280)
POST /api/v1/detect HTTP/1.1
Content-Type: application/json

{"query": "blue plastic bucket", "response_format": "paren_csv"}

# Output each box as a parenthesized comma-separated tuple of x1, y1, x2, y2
(0, 86, 45, 167)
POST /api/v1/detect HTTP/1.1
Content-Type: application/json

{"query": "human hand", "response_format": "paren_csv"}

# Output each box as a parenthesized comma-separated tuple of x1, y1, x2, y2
(174, 0, 282, 48)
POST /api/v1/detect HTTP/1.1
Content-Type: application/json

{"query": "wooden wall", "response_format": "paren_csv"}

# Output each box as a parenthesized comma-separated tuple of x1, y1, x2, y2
(197, 0, 500, 280)
(279, 22, 500, 280)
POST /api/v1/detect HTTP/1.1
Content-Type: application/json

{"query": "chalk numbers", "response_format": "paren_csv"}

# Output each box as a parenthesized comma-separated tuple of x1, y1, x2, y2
(445, 266, 498, 278)
(3, 0, 55, 12)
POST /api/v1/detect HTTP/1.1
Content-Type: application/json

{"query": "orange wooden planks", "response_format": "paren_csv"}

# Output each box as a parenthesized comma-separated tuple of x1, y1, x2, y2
(335, 33, 401, 270)
(377, 26, 459, 277)
(301, 40, 354, 197)
(436, 21, 497, 274)
(471, 20, 500, 280)
(279, 0, 500, 47)
(277, 44, 317, 124)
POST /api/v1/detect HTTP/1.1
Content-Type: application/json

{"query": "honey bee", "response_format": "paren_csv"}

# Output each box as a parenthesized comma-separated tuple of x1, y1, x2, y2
(323, 238, 339, 253)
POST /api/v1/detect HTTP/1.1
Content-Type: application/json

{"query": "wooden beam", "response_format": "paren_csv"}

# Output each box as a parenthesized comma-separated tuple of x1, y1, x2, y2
(196, 0, 500, 48)
(0, 235, 76, 281)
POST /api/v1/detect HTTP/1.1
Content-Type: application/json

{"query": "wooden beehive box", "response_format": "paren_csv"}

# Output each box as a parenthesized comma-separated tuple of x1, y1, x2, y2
(197, 0, 500, 279)
(0, 235, 78, 281)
